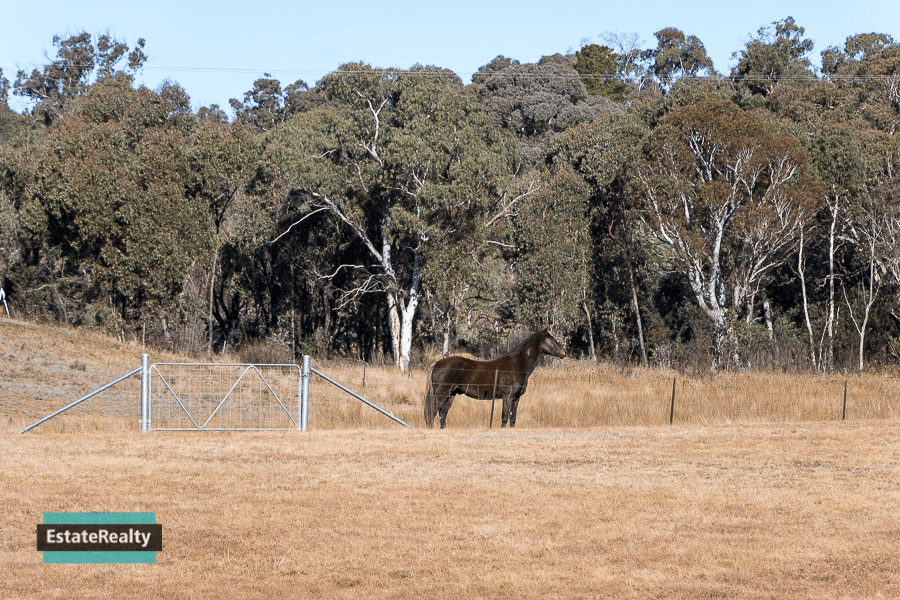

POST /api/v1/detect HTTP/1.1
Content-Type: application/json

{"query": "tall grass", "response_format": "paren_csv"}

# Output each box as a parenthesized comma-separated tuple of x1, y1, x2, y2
(3, 317, 898, 432)
(302, 360, 900, 430)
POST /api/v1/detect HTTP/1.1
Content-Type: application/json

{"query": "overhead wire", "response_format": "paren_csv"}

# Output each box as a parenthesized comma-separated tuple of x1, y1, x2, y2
(2, 59, 898, 83)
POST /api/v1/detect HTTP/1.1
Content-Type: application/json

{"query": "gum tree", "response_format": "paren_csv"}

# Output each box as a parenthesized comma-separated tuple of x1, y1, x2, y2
(546, 112, 653, 363)
(9, 78, 210, 329)
(731, 17, 816, 97)
(14, 32, 146, 125)
(642, 28, 715, 92)
(261, 64, 519, 371)
(636, 98, 815, 368)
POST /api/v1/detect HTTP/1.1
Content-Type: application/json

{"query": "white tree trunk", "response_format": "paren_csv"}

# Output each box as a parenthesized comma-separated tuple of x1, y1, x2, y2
(385, 248, 421, 373)
(386, 289, 402, 369)
(845, 228, 882, 373)
(627, 263, 647, 367)
(825, 200, 838, 371)
(797, 230, 818, 371)
(398, 294, 418, 372)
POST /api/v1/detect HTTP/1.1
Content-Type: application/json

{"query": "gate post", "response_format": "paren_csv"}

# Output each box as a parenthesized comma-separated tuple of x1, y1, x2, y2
(140, 354, 150, 433)
(300, 355, 310, 431)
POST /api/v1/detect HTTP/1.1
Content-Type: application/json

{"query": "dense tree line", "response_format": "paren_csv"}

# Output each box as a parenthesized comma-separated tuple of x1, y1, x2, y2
(1, 19, 898, 372)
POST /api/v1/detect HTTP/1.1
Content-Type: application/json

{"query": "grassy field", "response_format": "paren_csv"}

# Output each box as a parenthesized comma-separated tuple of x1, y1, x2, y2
(1, 319, 899, 598)
(2, 423, 899, 599)
(2, 318, 899, 432)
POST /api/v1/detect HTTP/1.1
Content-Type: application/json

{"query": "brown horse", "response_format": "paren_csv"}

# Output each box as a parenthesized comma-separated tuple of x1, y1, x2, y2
(424, 328, 566, 428)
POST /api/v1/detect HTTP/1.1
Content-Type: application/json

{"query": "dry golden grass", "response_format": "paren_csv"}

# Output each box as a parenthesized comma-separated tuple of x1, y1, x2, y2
(306, 361, 900, 430)
(2, 319, 900, 598)
(2, 423, 899, 599)
(2, 317, 900, 432)
(1, 318, 186, 426)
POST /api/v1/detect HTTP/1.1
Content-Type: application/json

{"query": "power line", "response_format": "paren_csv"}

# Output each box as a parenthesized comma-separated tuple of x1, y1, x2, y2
(5, 58, 898, 103)
(4, 57, 899, 82)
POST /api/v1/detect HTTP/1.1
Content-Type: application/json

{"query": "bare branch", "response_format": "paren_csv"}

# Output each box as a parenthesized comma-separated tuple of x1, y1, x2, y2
(264, 207, 329, 246)
(485, 180, 541, 228)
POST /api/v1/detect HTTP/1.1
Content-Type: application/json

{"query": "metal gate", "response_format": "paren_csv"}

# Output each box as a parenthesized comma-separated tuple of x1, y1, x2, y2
(19, 354, 410, 433)
(147, 362, 302, 431)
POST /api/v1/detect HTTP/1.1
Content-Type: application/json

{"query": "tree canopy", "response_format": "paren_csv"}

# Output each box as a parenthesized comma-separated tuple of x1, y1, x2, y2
(2, 25, 900, 373)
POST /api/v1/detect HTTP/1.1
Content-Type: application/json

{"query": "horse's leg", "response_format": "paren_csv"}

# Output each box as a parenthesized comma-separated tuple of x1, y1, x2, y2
(501, 397, 512, 427)
(509, 397, 521, 428)
(424, 384, 435, 428)
(438, 394, 455, 429)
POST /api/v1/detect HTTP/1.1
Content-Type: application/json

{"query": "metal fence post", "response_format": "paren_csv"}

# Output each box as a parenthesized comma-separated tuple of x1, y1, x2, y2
(490, 369, 498, 428)
(140, 354, 150, 433)
(300, 355, 310, 431)
(669, 376, 676, 425)
(842, 380, 848, 421)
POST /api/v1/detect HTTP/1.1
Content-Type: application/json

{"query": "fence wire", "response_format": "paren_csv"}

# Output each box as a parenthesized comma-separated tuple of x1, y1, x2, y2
(302, 363, 900, 428)
(150, 363, 300, 430)
(6, 359, 899, 430)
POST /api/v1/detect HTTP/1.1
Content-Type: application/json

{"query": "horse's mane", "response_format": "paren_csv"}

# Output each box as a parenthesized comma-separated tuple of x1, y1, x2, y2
(506, 329, 546, 355)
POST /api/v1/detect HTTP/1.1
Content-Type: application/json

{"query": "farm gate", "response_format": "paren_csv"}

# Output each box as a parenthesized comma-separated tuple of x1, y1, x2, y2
(19, 354, 411, 433)
(145, 360, 303, 431)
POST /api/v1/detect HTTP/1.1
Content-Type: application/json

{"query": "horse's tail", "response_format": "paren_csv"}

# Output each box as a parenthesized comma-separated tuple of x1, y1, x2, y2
(424, 373, 436, 428)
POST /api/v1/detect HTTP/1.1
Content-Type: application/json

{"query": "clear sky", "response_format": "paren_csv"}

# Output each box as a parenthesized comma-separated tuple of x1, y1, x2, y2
(2, 0, 897, 115)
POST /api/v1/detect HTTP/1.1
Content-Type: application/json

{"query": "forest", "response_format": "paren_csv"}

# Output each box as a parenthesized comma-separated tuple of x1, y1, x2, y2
(0, 18, 898, 373)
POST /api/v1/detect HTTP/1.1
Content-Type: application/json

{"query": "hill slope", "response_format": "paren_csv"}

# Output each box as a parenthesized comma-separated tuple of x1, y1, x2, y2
(0, 318, 187, 428)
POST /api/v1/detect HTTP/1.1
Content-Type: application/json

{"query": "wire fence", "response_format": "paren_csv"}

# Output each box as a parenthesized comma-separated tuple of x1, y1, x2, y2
(149, 363, 300, 430)
(298, 362, 900, 429)
(5, 359, 899, 431)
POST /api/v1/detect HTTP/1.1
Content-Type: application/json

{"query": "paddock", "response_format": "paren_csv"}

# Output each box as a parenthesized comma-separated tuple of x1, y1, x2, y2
(2, 422, 899, 599)
(2, 319, 900, 597)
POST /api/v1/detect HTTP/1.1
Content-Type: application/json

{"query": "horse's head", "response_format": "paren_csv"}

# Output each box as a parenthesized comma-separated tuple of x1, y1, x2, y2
(539, 329, 566, 359)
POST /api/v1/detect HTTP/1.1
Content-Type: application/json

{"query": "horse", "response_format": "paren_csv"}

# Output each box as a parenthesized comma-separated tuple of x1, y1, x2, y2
(423, 328, 566, 429)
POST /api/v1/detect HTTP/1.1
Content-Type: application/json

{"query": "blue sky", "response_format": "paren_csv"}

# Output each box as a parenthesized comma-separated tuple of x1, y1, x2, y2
(2, 0, 897, 115)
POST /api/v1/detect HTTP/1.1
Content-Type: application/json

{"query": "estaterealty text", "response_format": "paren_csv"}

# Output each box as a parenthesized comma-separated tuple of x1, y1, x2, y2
(44, 528, 152, 547)
(36, 523, 162, 552)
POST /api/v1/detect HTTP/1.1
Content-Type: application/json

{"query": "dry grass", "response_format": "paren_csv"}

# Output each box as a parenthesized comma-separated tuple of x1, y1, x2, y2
(305, 361, 900, 430)
(0, 318, 185, 426)
(2, 423, 898, 599)
(2, 319, 900, 598)
(2, 318, 900, 433)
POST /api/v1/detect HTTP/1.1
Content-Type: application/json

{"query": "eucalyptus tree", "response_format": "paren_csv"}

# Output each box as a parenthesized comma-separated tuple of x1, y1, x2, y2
(599, 31, 650, 96)
(822, 33, 895, 79)
(807, 123, 874, 370)
(0, 163, 18, 314)
(474, 54, 622, 166)
(849, 37, 900, 130)
(762, 85, 870, 372)
(573, 44, 629, 101)
(837, 127, 899, 371)
(8, 78, 211, 331)
(0, 68, 8, 104)
(643, 28, 715, 92)
(185, 120, 258, 351)
(14, 32, 146, 125)
(509, 165, 592, 337)
(229, 75, 315, 132)
(731, 17, 817, 97)
(0, 69, 23, 302)
(260, 64, 519, 371)
(766, 40, 900, 370)
(879, 184, 900, 362)
(821, 33, 900, 131)
(546, 112, 653, 363)
(636, 98, 816, 368)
